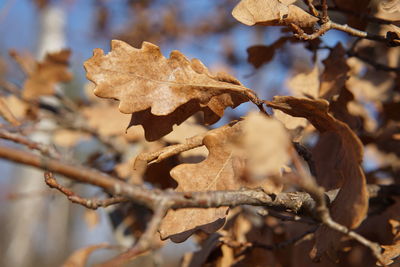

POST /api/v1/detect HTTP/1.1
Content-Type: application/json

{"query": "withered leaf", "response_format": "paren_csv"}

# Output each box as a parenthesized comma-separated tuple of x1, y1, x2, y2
(159, 117, 285, 242)
(84, 40, 249, 141)
(14, 50, 73, 100)
(247, 37, 290, 69)
(379, 219, 400, 266)
(287, 65, 319, 99)
(61, 243, 111, 267)
(236, 112, 291, 180)
(319, 43, 349, 100)
(82, 102, 132, 138)
(159, 123, 244, 243)
(232, 0, 318, 28)
(334, 0, 372, 29)
(0, 96, 20, 126)
(266, 96, 368, 261)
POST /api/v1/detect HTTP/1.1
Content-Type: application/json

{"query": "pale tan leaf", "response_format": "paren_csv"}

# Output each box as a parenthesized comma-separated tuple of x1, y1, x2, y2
(232, 0, 318, 27)
(159, 124, 243, 243)
(84, 209, 100, 230)
(287, 65, 319, 98)
(53, 129, 90, 147)
(380, 0, 400, 13)
(162, 117, 208, 144)
(82, 103, 131, 138)
(0, 96, 20, 126)
(237, 112, 291, 180)
(20, 50, 73, 100)
(84, 40, 248, 141)
(3, 95, 29, 120)
(62, 243, 110, 267)
(266, 96, 368, 261)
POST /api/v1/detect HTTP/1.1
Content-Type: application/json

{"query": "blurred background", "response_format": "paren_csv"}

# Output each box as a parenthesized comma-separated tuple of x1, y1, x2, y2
(0, 0, 396, 266)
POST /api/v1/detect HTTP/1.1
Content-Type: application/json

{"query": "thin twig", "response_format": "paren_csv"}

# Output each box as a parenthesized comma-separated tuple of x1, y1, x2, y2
(0, 128, 60, 159)
(291, 20, 387, 44)
(0, 144, 398, 214)
(320, 0, 328, 23)
(135, 133, 206, 165)
(44, 172, 129, 209)
(289, 148, 385, 264)
(305, 0, 319, 17)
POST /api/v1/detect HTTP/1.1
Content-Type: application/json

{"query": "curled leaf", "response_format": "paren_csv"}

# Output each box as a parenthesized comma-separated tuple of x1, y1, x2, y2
(379, 219, 400, 266)
(232, 0, 318, 27)
(266, 96, 368, 261)
(84, 40, 249, 141)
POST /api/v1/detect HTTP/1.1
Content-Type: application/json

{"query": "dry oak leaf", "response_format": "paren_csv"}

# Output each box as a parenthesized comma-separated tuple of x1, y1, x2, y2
(84, 40, 249, 141)
(319, 43, 350, 101)
(235, 112, 291, 181)
(0, 96, 20, 126)
(232, 0, 318, 28)
(379, 219, 400, 266)
(159, 120, 283, 243)
(287, 65, 319, 99)
(82, 102, 132, 138)
(20, 50, 73, 100)
(266, 96, 368, 261)
(2, 95, 29, 121)
(247, 37, 291, 69)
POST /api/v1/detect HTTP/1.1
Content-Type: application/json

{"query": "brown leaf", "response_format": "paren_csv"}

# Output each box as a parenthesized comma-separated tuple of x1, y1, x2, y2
(82, 102, 132, 138)
(235, 112, 291, 180)
(334, 0, 372, 29)
(247, 37, 290, 68)
(380, 0, 400, 13)
(84, 209, 100, 230)
(84, 40, 248, 141)
(62, 243, 111, 267)
(20, 50, 73, 100)
(319, 43, 350, 100)
(159, 123, 244, 242)
(266, 96, 368, 261)
(379, 219, 400, 266)
(53, 129, 90, 147)
(2, 95, 29, 121)
(287, 65, 319, 98)
(159, 118, 285, 242)
(0, 96, 20, 126)
(9, 49, 36, 75)
(162, 117, 208, 144)
(232, 0, 318, 27)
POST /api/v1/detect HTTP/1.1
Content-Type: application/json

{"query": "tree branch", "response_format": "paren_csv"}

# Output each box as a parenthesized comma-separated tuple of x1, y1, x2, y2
(44, 171, 129, 209)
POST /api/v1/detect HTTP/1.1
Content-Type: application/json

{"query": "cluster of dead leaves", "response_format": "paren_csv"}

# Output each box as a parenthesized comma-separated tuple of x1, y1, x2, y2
(81, 22, 400, 264)
(1, 1, 399, 266)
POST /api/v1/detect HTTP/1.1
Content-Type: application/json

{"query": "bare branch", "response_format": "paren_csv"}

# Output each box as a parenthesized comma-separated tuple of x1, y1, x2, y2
(0, 144, 398, 215)
(0, 128, 60, 159)
(289, 148, 385, 264)
(44, 171, 129, 209)
(135, 133, 205, 165)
